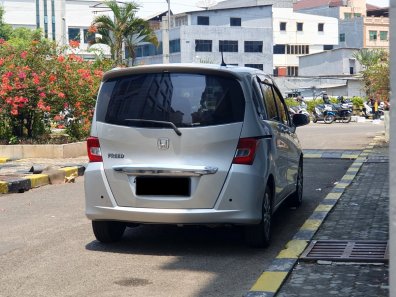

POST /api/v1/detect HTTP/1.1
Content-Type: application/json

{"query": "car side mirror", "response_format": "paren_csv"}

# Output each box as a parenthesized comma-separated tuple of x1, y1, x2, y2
(292, 113, 310, 127)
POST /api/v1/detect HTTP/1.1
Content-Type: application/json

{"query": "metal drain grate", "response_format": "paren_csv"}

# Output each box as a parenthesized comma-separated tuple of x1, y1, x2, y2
(300, 240, 389, 263)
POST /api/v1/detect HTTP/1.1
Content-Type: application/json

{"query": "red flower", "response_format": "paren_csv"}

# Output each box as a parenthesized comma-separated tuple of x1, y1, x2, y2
(49, 74, 56, 83)
(88, 25, 97, 33)
(20, 51, 28, 59)
(69, 40, 80, 48)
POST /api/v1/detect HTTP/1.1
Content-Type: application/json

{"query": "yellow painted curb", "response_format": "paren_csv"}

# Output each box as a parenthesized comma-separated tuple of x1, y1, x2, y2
(300, 219, 322, 231)
(347, 167, 360, 172)
(60, 167, 78, 177)
(277, 240, 308, 259)
(0, 157, 10, 163)
(303, 154, 321, 158)
(341, 154, 359, 159)
(325, 192, 342, 200)
(335, 182, 350, 189)
(26, 174, 50, 188)
(342, 174, 355, 181)
(315, 204, 333, 212)
(250, 271, 288, 292)
(0, 181, 8, 194)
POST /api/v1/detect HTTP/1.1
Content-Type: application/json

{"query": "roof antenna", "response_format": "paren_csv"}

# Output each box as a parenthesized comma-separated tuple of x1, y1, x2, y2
(220, 50, 227, 67)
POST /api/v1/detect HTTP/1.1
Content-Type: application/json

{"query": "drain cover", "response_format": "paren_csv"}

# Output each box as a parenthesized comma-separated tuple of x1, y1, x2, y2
(300, 240, 389, 263)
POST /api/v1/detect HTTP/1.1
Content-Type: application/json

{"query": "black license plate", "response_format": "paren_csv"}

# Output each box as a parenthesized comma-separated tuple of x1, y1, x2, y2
(136, 177, 191, 196)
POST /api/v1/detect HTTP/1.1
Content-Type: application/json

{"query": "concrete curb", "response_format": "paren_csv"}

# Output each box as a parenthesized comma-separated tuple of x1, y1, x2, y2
(0, 165, 86, 194)
(244, 135, 384, 297)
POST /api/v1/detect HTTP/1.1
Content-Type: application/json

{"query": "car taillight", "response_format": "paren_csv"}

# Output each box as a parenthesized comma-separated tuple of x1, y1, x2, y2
(233, 138, 259, 165)
(87, 136, 103, 162)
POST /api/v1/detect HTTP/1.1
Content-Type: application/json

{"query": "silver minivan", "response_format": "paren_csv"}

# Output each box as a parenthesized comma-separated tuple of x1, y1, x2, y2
(85, 64, 309, 247)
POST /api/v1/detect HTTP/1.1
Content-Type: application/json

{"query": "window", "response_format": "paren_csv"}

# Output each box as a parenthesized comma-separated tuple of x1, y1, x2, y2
(354, 13, 361, 17)
(297, 22, 303, 31)
(245, 64, 263, 70)
(195, 39, 212, 52)
(272, 87, 289, 125)
(369, 30, 377, 41)
(100, 73, 245, 128)
(287, 66, 298, 77)
(339, 33, 345, 42)
(380, 31, 388, 41)
(280, 22, 286, 31)
(230, 17, 241, 26)
(286, 45, 309, 55)
(68, 28, 80, 41)
(197, 16, 209, 25)
(273, 44, 285, 54)
(83, 28, 95, 44)
(318, 23, 324, 32)
(245, 41, 263, 53)
(323, 45, 333, 50)
(219, 40, 238, 52)
(170, 39, 181, 53)
(260, 84, 277, 120)
(344, 12, 352, 19)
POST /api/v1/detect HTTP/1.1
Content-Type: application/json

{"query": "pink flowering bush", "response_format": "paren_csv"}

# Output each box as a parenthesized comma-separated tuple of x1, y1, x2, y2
(0, 37, 112, 142)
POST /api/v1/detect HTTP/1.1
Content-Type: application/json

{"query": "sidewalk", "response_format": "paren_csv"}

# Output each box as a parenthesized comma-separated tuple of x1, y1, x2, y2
(0, 157, 87, 194)
(246, 134, 389, 297)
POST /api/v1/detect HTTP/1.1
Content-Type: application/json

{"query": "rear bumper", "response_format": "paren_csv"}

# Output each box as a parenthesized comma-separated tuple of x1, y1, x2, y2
(85, 162, 266, 225)
(86, 206, 260, 225)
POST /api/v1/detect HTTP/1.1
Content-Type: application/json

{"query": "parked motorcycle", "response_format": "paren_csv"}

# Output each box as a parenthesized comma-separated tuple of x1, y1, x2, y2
(312, 103, 352, 124)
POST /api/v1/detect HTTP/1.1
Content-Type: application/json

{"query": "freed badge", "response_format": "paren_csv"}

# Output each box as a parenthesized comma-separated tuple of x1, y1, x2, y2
(157, 138, 169, 150)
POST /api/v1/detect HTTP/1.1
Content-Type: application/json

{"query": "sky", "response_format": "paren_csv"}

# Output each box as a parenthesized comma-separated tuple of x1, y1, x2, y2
(135, 0, 390, 18)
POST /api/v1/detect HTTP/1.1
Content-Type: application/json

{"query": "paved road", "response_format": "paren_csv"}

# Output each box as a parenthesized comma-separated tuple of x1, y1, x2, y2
(0, 159, 351, 297)
(296, 121, 384, 149)
(0, 123, 384, 297)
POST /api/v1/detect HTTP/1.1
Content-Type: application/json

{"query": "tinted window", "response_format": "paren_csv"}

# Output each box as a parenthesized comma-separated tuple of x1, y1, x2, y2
(245, 41, 263, 53)
(219, 40, 238, 52)
(260, 84, 277, 120)
(195, 40, 212, 52)
(230, 17, 241, 26)
(197, 16, 209, 25)
(272, 87, 289, 125)
(98, 73, 245, 128)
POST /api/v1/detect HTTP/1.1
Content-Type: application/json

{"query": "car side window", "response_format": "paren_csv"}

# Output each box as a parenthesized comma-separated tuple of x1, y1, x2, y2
(272, 86, 290, 126)
(260, 83, 278, 121)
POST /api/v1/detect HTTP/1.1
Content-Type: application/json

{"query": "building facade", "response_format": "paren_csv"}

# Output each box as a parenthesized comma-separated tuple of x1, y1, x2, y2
(299, 47, 363, 76)
(1, 0, 111, 57)
(294, 0, 389, 50)
(135, 6, 274, 73)
(273, 8, 338, 77)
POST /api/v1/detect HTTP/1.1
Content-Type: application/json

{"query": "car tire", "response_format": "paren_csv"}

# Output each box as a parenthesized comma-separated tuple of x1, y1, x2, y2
(92, 221, 126, 243)
(289, 158, 303, 207)
(245, 185, 272, 248)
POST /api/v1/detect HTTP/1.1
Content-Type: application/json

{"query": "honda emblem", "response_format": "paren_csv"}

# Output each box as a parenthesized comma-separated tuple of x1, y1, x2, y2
(157, 138, 169, 150)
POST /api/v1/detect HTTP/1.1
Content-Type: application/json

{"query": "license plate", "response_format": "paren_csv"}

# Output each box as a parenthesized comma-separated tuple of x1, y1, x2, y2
(136, 177, 191, 196)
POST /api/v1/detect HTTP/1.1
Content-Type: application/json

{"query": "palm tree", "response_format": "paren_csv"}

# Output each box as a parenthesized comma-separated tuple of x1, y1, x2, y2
(353, 48, 384, 69)
(92, 0, 157, 66)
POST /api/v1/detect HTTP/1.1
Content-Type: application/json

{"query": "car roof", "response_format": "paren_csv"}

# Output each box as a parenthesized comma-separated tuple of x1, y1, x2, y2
(102, 63, 272, 82)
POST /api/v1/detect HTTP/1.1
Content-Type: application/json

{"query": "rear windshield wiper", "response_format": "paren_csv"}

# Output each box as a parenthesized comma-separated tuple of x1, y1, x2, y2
(123, 119, 182, 136)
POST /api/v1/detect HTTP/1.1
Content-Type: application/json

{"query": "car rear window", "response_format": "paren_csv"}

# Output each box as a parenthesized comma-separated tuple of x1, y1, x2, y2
(96, 72, 245, 128)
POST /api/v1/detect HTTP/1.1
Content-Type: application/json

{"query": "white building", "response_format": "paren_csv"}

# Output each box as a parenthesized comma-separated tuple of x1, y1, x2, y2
(136, 1, 338, 78)
(299, 48, 363, 76)
(135, 5, 274, 73)
(272, 8, 338, 76)
(1, 0, 111, 58)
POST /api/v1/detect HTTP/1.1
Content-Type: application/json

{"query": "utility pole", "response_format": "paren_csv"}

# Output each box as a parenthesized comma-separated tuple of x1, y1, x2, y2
(162, 0, 170, 64)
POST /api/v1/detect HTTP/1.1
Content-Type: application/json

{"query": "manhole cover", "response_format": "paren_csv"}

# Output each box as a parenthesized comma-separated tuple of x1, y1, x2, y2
(300, 240, 388, 263)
